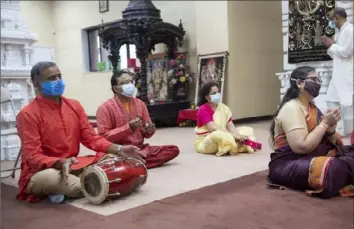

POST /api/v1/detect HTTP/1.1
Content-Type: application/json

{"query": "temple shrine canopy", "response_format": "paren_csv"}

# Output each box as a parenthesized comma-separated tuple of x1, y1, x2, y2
(99, 0, 185, 58)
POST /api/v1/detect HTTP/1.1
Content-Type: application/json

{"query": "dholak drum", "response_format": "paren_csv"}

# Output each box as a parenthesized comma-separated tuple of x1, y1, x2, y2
(80, 157, 147, 204)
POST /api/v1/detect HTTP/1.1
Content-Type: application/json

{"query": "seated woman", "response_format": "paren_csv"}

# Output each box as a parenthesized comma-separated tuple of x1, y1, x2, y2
(268, 66, 354, 198)
(194, 81, 256, 156)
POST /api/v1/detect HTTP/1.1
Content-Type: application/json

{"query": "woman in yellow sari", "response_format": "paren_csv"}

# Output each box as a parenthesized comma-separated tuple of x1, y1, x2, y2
(194, 81, 256, 156)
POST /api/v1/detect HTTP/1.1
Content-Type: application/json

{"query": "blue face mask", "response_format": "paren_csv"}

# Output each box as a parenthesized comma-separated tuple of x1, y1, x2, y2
(328, 20, 336, 29)
(120, 83, 136, 97)
(210, 93, 221, 104)
(40, 79, 65, 97)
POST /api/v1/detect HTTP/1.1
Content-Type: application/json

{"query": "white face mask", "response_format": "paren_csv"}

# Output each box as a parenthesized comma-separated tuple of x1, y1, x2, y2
(210, 93, 221, 104)
(120, 83, 136, 97)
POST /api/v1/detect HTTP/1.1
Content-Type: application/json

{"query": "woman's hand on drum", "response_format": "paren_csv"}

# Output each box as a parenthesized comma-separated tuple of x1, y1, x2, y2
(322, 107, 341, 126)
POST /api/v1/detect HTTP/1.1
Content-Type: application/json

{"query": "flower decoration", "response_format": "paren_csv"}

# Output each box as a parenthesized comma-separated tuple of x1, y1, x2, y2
(133, 67, 141, 89)
(169, 59, 176, 66)
(168, 54, 194, 87)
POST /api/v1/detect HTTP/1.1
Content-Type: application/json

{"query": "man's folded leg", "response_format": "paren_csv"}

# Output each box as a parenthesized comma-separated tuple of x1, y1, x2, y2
(26, 168, 83, 198)
(144, 145, 179, 169)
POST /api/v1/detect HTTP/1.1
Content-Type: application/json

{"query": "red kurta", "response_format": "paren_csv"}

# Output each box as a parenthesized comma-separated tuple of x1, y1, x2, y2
(16, 96, 112, 202)
(96, 95, 179, 168)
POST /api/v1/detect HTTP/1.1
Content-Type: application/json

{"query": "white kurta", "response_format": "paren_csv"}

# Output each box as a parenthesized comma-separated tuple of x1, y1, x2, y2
(326, 22, 354, 107)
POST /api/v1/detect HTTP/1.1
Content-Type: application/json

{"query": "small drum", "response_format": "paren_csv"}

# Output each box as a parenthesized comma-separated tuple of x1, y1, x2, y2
(80, 157, 147, 205)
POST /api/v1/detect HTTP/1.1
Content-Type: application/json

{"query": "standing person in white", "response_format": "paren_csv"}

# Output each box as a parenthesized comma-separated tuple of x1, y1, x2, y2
(322, 7, 353, 137)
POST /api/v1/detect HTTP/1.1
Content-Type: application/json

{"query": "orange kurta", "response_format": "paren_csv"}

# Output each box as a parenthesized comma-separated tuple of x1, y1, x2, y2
(96, 95, 179, 168)
(16, 96, 112, 202)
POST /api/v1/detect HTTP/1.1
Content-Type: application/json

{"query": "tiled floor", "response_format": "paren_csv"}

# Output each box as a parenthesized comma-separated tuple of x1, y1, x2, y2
(1, 121, 350, 216)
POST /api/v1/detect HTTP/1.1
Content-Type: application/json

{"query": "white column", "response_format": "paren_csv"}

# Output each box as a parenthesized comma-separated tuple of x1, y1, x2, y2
(23, 44, 32, 66)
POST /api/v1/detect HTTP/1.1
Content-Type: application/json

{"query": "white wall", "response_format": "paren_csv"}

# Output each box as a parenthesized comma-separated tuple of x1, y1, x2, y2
(20, 1, 55, 47)
(195, 1, 229, 54)
(227, 1, 283, 119)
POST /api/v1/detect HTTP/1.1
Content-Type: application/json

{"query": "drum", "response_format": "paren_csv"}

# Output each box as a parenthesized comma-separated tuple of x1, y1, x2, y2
(80, 157, 147, 205)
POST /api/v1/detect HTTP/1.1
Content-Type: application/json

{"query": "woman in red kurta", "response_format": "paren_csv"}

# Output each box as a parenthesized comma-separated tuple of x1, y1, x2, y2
(17, 62, 140, 202)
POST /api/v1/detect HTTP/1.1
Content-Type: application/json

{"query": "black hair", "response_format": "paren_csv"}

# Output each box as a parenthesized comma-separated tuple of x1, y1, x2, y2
(197, 81, 219, 106)
(269, 66, 316, 146)
(334, 7, 347, 19)
(110, 70, 135, 93)
(30, 61, 57, 83)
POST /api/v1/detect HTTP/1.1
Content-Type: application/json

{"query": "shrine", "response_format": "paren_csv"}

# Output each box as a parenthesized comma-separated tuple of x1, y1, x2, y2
(99, 0, 190, 124)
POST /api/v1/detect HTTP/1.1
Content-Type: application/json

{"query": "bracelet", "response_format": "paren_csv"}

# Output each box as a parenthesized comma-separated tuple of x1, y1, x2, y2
(319, 122, 328, 130)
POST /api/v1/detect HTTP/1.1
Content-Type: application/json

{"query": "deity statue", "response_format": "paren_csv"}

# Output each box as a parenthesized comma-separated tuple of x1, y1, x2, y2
(201, 59, 221, 84)
(2, 44, 11, 66)
(147, 63, 168, 101)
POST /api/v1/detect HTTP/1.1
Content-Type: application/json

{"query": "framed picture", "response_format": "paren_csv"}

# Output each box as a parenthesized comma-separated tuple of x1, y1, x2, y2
(194, 51, 229, 104)
(99, 0, 109, 13)
(146, 53, 169, 102)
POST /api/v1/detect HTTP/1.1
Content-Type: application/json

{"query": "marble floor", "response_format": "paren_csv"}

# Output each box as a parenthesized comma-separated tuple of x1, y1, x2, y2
(1, 120, 350, 216)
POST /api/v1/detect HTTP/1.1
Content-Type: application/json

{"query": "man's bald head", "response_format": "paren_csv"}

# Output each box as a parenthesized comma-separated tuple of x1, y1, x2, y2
(329, 7, 347, 29)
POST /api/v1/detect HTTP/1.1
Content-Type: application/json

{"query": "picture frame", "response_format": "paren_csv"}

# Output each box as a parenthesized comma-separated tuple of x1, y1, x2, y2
(146, 52, 189, 103)
(194, 51, 229, 105)
(99, 0, 109, 13)
(146, 52, 169, 102)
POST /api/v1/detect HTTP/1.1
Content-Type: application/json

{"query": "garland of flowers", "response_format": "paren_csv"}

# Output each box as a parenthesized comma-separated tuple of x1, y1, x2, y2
(168, 54, 193, 87)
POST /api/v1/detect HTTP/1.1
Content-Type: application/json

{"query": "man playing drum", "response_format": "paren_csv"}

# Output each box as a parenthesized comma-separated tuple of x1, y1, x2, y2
(16, 62, 144, 203)
(96, 70, 180, 169)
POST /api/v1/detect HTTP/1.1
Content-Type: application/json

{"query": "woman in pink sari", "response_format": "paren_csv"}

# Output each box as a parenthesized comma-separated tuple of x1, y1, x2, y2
(194, 81, 255, 156)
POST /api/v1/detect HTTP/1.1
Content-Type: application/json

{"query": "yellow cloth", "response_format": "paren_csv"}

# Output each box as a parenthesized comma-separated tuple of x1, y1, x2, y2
(194, 103, 256, 156)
